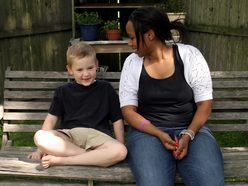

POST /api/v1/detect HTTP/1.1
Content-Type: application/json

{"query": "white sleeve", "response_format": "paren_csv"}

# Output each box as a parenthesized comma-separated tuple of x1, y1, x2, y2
(179, 44, 213, 103)
(119, 54, 142, 107)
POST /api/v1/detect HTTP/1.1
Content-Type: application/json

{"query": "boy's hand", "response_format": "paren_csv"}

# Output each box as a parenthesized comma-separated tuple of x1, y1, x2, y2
(27, 151, 46, 159)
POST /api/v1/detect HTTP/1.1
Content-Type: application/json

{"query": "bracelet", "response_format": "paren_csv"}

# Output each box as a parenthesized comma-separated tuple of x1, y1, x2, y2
(179, 129, 195, 141)
(140, 120, 150, 132)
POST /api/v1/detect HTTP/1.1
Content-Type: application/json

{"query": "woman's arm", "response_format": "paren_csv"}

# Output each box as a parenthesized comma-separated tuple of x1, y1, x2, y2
(121, 105, 176, 151)
(174, 45, 213, 159)
(188, 99, 212, 134)
(176, 99, 212, 160)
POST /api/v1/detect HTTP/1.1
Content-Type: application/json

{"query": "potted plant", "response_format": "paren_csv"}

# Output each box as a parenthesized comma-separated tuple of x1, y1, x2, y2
(101, 19, 121, 41)
(75, 11, 104, 41)
(156, 0, 184, 13)
(155, 0, 186, 23)
(155, 0, 186, 41)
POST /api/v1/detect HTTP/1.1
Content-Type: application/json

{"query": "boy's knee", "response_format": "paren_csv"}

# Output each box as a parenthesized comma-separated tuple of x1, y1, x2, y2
(34, 130, 44, 144)
(114, 144, 127, 161)
(34, 130, 52, 147)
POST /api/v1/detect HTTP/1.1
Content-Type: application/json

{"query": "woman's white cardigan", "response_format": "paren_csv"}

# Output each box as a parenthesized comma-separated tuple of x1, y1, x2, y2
(119, 43, 213, 108)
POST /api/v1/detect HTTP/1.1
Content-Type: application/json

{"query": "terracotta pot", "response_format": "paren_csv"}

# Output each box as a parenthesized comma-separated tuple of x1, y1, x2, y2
(106, 29, 121, 40)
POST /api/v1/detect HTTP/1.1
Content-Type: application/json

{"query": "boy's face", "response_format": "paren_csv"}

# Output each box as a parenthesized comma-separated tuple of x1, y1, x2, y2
(67, 56, 98, 86)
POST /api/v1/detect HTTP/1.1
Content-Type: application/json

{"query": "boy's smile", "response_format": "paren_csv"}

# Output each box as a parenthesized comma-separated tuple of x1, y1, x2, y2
(67, 56, 98, 86)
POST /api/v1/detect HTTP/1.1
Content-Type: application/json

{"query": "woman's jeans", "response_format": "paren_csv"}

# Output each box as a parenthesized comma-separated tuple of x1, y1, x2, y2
(126, 124, 225, 186)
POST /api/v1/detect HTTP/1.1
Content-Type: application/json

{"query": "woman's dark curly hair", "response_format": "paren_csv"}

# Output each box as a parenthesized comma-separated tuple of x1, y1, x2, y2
(128, 6, 187, 49)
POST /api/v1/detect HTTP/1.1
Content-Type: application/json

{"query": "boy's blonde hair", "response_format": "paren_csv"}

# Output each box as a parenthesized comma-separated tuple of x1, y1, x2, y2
(66, 43, 97, 68)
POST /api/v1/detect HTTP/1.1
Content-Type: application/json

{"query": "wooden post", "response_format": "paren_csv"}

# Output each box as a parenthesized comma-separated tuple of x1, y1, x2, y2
(88, 180, 94, 186)
(0, 104, 3, 120)
(72, 0, 75, 39)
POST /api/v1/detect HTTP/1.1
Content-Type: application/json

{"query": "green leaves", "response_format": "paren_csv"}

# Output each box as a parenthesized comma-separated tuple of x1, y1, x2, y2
(101, 19, 120, 31)
(155, 0, 184, 13)
(74, 11, 103, 24)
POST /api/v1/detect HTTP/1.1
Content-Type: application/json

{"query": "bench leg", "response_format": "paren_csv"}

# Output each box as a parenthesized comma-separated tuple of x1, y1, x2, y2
(2, 132, 10, 146)
(1, 132, 13, 150)
(88, 180, 94, 186)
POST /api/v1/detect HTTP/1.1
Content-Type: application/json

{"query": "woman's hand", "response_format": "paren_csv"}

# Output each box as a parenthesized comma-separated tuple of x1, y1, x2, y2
(173, 134, 191, 160)
(158, 132, 177, 151)
(27, 151, 46, 159)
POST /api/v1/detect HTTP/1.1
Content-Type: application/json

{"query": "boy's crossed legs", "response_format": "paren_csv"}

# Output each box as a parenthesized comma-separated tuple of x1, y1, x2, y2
(34, 128, 127, 168)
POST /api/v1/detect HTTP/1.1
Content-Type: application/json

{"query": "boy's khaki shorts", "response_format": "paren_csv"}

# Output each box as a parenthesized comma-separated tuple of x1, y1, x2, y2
(58, 127, 116, 151)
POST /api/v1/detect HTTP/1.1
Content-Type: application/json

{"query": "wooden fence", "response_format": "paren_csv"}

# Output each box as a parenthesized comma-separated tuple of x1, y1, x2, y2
(0, 0, 72, 103)
(183, 0, 248, 71)
(0, 0, 247, 102)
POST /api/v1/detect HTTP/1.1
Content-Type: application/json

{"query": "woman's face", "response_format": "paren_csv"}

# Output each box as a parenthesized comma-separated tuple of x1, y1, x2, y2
(126, 21, 150, 58)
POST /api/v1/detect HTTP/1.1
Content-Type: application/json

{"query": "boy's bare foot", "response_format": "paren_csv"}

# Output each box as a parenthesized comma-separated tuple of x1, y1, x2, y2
(41, 155, 62, 169)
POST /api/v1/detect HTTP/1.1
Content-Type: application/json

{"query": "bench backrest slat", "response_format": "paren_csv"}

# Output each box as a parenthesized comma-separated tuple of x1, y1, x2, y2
(4, 101, 248, 110)
(5, 69, 74, 79)
(3, 124, 130, 133)
(4, 91, 55, 99)
(208, 124, 248, 131)
(4, 101, 51, 110)
(213, 81, 248, 88)
(6, 90, 248, 99)
(4, 123, 248, 133)
(211, 71, 248, 78)
(213, 101, 248, 109)
(213, 90, 248, 99)
(209, 112, 248, 120)
(4, 113, 47, 120)
(4, 124, 42, 132)
(5, 81, 67, 89)
(5, 112, 248, 121)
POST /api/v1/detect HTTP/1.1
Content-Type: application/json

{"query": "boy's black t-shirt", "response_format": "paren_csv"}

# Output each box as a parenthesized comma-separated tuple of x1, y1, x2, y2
(49, 80, 122, 137)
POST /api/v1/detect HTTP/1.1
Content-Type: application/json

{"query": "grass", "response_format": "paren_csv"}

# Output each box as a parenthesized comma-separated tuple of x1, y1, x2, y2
(213, 131, 248, 147)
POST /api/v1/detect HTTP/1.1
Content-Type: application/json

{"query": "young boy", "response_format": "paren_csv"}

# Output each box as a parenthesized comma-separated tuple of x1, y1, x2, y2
(27, 43, 127, 169)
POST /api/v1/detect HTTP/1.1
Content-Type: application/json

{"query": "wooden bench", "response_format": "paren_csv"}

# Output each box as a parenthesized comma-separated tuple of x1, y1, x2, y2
(1, 67, 248, 185)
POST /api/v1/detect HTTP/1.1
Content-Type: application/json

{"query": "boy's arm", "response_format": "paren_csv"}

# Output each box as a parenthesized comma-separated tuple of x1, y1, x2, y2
(27, 113, 58, 159)
(113, 119, 125, 144)
(41, 113, 59, 130)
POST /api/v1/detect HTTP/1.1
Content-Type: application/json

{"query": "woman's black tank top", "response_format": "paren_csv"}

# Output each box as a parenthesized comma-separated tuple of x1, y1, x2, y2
(137, 45, 197, 127)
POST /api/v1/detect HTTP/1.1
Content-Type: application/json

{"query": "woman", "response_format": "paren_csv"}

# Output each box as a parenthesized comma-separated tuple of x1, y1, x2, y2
(119, 6, 225, 186)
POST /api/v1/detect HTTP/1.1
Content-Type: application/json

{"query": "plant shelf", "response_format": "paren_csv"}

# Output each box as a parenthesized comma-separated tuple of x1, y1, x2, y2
(74, 3, 149, 9)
